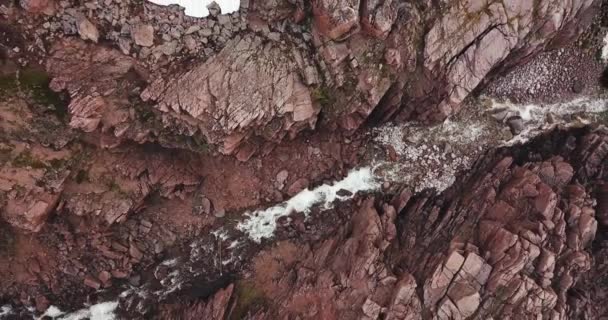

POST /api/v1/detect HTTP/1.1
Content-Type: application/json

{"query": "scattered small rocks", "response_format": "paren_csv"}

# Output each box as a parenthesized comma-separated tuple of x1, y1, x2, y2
(485, 48, 603, 104)
(10, 0, 251, 68)
(19, 0, 54, 14)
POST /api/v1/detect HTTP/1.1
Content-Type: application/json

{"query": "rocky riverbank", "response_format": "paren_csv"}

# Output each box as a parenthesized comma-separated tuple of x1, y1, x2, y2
(2, 0, 608, 319)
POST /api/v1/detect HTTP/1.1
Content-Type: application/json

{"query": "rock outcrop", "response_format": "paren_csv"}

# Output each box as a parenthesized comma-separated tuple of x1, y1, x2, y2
(141, 34, 318, 157)
(38, 0, 599, 159)
(157, 128, 605, 319)
(417, 0, 598, 120)
(3, 0, 608, 318)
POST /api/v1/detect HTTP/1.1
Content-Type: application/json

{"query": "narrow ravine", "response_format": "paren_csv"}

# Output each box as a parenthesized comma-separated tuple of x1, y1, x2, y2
(6, 95, 607, 319)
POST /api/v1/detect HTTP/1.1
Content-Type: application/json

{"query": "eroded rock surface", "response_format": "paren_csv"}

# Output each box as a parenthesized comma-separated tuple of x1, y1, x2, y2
(2, 0, 608, 319)
(28, 0, 599, 158)
(142, 34, 318, 156)
(178, 129, 605, 320)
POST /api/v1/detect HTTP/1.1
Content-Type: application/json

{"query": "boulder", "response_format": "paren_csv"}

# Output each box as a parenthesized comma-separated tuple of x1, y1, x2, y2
(132, 24, 154, 47)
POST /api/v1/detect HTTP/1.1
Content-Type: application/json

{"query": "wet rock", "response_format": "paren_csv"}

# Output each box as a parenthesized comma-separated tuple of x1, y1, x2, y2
(34, 295, 49, 312)
(128, 275, 141, 287)
(287, 178, 309, 196)
(336, 189, 353, 197)
(507, 116, 525, 135)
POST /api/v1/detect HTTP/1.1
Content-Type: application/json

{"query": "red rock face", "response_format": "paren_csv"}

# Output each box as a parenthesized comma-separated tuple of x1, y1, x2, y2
(149, 129, 608, 319)
(2, 0, 608, 318)
(37, 0, 600, 159)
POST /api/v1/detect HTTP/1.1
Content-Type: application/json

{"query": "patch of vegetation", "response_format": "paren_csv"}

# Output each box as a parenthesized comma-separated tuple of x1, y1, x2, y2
(0, 143, 13, 165)
(0, 72, 18, 100)
(229, 280, 269, 320)
(104, 178, 130, 197)
(19, 69, 68, 120)
(106, 179, 121, 193)
(75, 169, 90, 184)
(185, 134, 210, 153)
(311, 86, 334, 107)
(48, 158, 67, 170)
(134, 103, 157, 123)
(0, 222, 15, 257)
(157, 131, 210, 154)
(11, 185, 27, 198)
(11, 150, 47, 169)
(0, 68, 68, 120)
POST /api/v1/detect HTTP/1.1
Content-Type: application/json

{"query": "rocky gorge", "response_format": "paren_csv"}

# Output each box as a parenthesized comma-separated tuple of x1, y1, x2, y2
(1, 0, 608, 319)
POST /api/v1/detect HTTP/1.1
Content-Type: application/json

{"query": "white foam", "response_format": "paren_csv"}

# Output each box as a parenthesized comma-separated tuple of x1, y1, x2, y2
(602, 33, 608, 63)
(40, 302, 118, 320)
(0, 305, 13, 318)
(161, 258, 178, 267)
(147, 0, 240, 17)
(237, 167, 380, 242)
(38, 306, 64, 319)
(490, 97, 608, 145)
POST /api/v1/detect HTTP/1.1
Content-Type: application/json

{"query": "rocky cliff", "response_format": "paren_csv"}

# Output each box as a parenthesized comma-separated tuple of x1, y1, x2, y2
(1, 0, 608, 319)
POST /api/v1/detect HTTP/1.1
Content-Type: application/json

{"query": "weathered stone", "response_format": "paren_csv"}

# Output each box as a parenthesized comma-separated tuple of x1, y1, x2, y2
(77, 17, 99, 43)
(141, 35, 318, 155)
(84, 276, 101, 290)
(287, 178, 309, 196)
(275, 170, 289, 190)
(132, 24, 154, 47)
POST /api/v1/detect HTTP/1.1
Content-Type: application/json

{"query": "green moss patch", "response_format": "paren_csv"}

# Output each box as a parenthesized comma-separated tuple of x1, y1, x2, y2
(311, 86, 335, 107)
(0, 68, 68, 120)
(229, 280, 269, 320)
(75, 169, 90, 184)
(11, 150, 47, 169)
(0, 222, 15, 257)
